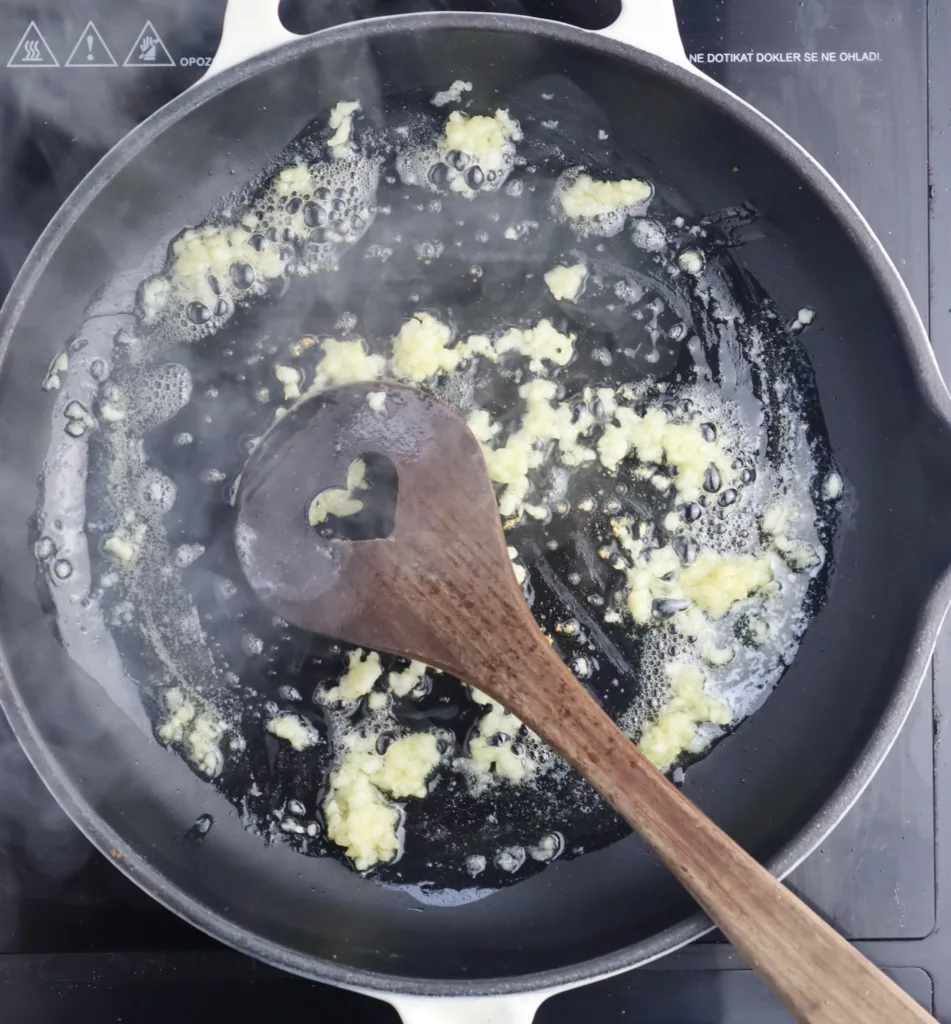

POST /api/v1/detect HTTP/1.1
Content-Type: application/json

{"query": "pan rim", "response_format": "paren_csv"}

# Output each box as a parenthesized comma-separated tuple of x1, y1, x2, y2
(0, 9, 947, 1000)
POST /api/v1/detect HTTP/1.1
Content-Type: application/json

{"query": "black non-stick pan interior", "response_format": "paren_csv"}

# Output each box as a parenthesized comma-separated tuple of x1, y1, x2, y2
(1, 16, 949, 995)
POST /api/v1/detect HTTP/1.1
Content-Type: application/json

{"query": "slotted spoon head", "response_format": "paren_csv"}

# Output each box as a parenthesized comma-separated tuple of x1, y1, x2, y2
(233, 381, 527, 681)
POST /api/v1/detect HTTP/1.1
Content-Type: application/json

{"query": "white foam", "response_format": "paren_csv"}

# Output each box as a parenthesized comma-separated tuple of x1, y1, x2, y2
(139, 154, 380, 343)
(397, 110, 521, 199)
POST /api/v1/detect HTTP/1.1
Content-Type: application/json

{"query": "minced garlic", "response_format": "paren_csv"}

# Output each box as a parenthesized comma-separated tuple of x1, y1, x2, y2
(267, 712, 320, 751)
(598, 406, 730, 501)
(615, 513, 771, 626)
(494, 319, 575, 373)
(443, 109, 522, 172)
(158, 688, 228, 778)
(468, 690, 532, 784)
(391, 312, 459, 380)
(761, 505, 820, 571)
(104, 535, 138, 563)
(544, 263, 587, 302)
(371, 732, 441, 798)
(508, 546, 527, 585)
(432, 80, 472, 106)
(467, 409, 499, 443)
(321, 648, 383, 704)
(679, 551, 773, 619)
(479, 378, 596, 518)
(678, 249, 704, 275)
(638, 665, 731, 771)
(144, 223, 285, 317)
(328, 100, 360, 160)
(274, 364, 302, 401)
(324, 765, 399, 870)
(307, 458, 367, 527)
(324, 729, 441, 869)
(558, 172, 652, 220)
(308, 337, 386, 392)
(272, 163, 312, 196)
(386, 660, 428, 697)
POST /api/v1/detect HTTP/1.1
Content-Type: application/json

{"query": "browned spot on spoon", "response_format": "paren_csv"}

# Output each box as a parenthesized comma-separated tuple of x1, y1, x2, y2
(236, 382, 934, 1024)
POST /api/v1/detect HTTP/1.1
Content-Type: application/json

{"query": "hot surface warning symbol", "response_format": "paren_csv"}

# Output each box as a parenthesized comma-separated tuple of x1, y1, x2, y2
(124, 21, 175, 67)
(7, 22, 59, 67)
(65, 22, 117, 67)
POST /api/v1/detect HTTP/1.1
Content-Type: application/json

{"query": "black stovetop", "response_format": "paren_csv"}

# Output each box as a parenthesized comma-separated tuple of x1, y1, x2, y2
(0, 0, 946, 1020)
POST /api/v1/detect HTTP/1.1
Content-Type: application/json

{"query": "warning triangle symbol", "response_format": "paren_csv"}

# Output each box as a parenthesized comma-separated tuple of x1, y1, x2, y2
(7, 21, 59, 67)
(123, 21, 175, 67)
(65, 21, 117, 67)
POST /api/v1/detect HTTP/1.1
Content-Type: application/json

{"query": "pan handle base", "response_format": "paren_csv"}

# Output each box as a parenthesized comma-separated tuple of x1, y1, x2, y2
(596, 0, 698, 74)
(204, 0, 702, 81)
(203, 0, 298, 80)
(386, 994, 546, 1024)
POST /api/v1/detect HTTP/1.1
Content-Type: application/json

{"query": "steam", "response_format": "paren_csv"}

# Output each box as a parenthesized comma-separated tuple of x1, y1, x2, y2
(0, 0, 194, 888)
(0, 717, 94, 883)
(0, 0, 196, 302)
(6, 31, 837, 895)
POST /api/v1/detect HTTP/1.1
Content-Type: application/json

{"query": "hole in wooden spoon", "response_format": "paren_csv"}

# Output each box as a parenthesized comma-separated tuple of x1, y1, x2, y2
(307, 452, 398, 542)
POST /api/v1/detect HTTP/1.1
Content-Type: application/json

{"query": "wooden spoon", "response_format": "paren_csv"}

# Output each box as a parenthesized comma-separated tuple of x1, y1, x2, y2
(235, 381, 934, 1024)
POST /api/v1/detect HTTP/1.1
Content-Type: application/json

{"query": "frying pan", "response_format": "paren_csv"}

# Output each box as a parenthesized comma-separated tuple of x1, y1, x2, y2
(0, 0, 948, 1021)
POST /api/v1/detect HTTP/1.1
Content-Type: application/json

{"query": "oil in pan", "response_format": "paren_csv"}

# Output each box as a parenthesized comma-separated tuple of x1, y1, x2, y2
(34, 79, 839, 899)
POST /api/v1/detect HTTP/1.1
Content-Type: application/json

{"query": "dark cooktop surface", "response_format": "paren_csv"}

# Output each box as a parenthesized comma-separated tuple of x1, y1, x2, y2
(0, 0, 947, 1020)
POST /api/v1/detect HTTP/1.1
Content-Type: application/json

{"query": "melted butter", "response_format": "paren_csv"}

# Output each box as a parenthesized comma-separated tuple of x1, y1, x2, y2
(54, 93, 829, 878)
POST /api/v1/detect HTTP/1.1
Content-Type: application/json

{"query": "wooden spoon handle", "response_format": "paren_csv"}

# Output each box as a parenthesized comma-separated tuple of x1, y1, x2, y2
(505, 658, 935, 1024)
(595, 727, 932, 1023)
